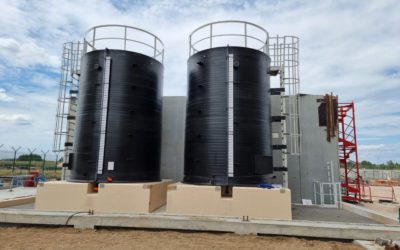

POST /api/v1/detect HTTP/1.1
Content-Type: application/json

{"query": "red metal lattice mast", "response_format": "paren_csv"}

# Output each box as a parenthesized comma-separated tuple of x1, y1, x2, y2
(338, 102, 361, 202)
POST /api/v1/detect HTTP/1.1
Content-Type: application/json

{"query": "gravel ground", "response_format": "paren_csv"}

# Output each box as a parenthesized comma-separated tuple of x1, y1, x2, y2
(0, 227, 361, 250)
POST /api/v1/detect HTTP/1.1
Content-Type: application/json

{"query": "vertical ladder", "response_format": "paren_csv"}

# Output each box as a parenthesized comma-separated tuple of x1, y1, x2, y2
(279, 68, 289, 187)
(268, 66, 288, 187)
(326, 161, 334, 204)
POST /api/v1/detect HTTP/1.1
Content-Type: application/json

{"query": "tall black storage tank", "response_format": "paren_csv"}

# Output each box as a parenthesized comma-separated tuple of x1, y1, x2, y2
(184, 21, 273, 186)
(69, 25, 164, 183)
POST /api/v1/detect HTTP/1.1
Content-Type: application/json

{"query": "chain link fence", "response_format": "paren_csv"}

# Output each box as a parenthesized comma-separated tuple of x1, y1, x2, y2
(359, 169, 400, 180)
(340, 168, 400, 181)
(0, 145, 62, 182)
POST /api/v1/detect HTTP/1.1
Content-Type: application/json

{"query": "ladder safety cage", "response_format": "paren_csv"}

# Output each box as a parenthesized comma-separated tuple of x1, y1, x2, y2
(53, 42, 82, 158)
(268, 36, 300, 156)
(267, 35, 301, 188)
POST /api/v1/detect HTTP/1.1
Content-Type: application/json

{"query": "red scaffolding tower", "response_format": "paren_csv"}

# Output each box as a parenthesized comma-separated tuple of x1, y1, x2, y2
(338, 102, 361, 202)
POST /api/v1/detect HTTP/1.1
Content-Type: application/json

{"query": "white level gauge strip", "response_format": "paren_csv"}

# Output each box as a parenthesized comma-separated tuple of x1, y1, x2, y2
(281, 97, 288, 167)
(97, 56, 111, 174)
(228, 54, 234, 178)
(280, 70, 289, 188)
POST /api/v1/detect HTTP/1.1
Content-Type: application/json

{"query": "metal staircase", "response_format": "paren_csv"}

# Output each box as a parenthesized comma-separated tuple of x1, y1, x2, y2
(338, 102, 361, 202)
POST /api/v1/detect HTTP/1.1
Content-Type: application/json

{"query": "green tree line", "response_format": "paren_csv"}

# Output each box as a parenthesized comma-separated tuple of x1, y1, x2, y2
(17, 154, 42, 161)
(359, 160, 400, 170)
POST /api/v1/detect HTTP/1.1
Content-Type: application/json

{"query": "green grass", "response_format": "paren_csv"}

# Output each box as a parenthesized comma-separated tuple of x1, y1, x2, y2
(0, 160, 60, 168)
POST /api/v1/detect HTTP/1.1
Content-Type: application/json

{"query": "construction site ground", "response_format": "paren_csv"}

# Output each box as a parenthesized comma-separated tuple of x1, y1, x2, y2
(0, 226, 362, 250)
(1, 186, 399, 247)
(359, 186, 400, 222)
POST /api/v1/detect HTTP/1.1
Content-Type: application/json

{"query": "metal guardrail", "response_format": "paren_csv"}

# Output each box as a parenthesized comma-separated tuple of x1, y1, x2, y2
(83, 24, 164, 63)
(313, 181, 342, 208)
(189, 20, 269, 55)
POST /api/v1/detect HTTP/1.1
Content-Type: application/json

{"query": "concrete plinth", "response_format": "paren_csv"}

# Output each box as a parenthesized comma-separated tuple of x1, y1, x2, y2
(166, 183, 292, 220)
(35, 180, 172, 213)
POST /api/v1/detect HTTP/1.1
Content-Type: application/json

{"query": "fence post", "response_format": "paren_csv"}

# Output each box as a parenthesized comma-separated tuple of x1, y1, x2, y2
(11, 146, 21, 173)
(27, 148, 36, 172)
(41, 150, 49, 174)
(55, 153, 59, 172)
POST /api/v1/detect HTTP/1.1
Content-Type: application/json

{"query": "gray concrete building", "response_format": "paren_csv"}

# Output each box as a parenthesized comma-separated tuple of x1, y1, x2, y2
(160, 94, 340, 204)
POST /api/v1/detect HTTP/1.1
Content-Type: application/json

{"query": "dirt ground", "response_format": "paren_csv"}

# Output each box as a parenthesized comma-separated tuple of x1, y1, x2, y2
(368, 186, 400, 200)
(361, 200, 399, 220)
(0, 227, 361, 250)
(361, 186, 400, 220)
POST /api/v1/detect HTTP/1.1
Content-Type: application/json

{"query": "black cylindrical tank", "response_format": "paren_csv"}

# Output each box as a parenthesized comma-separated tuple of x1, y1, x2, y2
(69, 49, 163, 182)
(184, 46, 273, 186)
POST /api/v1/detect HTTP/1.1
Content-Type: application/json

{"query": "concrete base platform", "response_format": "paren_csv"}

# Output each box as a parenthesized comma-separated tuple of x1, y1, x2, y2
(0, 187, 36, 201)
(343, 202, 399, 225)
(1, 203, 379, 224)
(292, 204, 378, 224)
(35, 180, 172, 213)
(0, 209, 399, 240)
(166, 183, 292, 220)
(0, 187, 36, 208)
(0, 197, 35, 208)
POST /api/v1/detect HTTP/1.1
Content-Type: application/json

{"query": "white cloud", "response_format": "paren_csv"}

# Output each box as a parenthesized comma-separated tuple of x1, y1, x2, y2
(0, 88, 14, 101)
(359, 144, 386, 150)
(0, 88, 56, 149)
(0, 38, 59, 68)
(0, 114, 31, 125)
(359, 143, 400, 163)
(31, 73, 58, 88)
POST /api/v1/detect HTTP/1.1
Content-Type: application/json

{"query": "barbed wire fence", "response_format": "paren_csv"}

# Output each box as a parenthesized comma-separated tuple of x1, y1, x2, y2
(0, 144, 63, 180)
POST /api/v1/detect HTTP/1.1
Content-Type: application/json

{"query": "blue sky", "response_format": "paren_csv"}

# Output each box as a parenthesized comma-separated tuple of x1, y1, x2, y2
(0, 0, 399, 163)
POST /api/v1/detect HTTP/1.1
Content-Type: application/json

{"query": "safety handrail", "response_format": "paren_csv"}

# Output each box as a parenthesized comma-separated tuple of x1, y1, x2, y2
(83, 24, 164, 63)
(189, 20, 269, 56)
